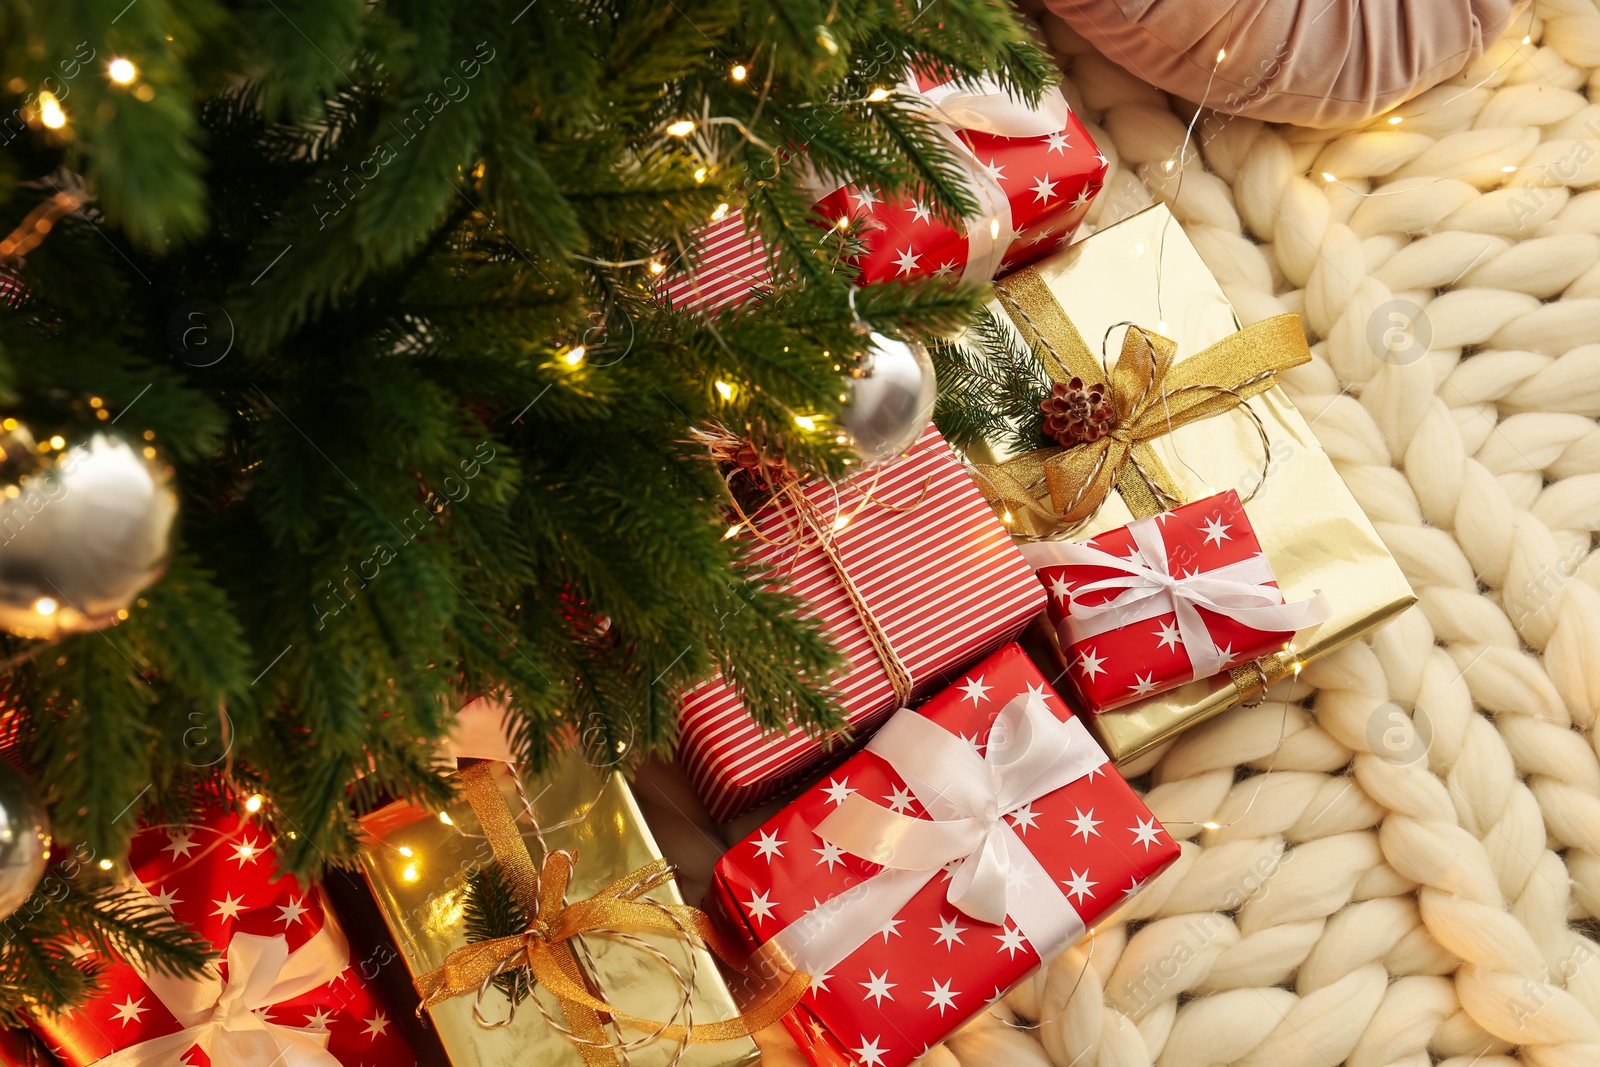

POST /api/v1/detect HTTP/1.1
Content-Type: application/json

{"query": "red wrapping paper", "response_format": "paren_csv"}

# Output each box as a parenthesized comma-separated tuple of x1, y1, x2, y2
(1031, 490, 1298, 714)
(660, 75, 1106, 316)
(707, 643, 1177, 1067)
(676, 426, 1044, 821)
(30, 810, 416, 1067)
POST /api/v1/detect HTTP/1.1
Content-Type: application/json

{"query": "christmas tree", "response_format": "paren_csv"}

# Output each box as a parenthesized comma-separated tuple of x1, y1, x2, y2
(0, 0, 1053, 1016)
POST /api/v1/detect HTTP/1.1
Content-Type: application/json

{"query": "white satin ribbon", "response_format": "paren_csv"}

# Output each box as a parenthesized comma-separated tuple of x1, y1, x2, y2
(1020, 514, 1331, 680)
(757, 692, 1103, 977)
(97, 875, 351, 1067)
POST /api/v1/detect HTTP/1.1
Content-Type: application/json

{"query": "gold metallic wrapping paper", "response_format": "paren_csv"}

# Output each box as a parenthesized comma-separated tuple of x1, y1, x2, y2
(978, 204, 1416, 765)
(359, 755, 760, 1067)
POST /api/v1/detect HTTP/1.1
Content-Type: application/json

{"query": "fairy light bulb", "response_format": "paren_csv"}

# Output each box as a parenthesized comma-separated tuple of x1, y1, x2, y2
(693, 166, 708, 183)
(714, 380, 734, 400)
(32, 597, 56, 616)
(244, 793, 264, 813)
(867, 87, 890, 102)
(794, 414, 816, 431)
(108, 58, 137, 84)
(563, 345, 586, 365)
(710, 202, 730, 221)
(723, 523, 742, 540)
(731, 64, 747, 81)
(666, 119, 696, 137)
(1201, 821, 1221, 830)
(438, 811, 454, 826)
(37, 92, 65, 129)
(647, 259, 665, 275)
(1387, 115, 1403, 125)
(1215, 48, 1226, 63)
(1321, 171, 1337, 183)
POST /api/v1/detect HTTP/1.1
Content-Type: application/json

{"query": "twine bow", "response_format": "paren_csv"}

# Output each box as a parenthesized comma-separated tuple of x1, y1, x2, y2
(414, 763, 807, 1066)
(972, 267, 1314, 537)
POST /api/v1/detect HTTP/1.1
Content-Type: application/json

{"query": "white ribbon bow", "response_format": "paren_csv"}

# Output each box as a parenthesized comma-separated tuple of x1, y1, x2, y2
(758, 692, 1103, 977)
(97, 924, 349, 1067)
(1021, 512, 1332, 680)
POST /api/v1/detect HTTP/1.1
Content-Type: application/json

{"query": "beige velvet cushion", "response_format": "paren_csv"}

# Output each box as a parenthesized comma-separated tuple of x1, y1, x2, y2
(1043, 0, 1525, 127)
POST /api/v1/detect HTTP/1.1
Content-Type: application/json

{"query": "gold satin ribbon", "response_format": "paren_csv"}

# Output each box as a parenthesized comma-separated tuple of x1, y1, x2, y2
(972, 267, 1313, 537)
(414, 763, 808, 1065)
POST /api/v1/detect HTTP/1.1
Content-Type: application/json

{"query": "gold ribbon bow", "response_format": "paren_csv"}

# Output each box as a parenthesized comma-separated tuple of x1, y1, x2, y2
(972, 268, 1313, 538)
(414, 763, 808, 1067)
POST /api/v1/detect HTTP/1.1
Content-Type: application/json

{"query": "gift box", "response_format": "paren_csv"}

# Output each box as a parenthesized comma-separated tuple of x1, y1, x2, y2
(676, 426, 1046, 821)
(1028, 488, 1331, 713)
(707, 642, 1178, 1067)
(358, 747, 761, 1067)
(31, 809, 417, 1067)
(963, 203, 1416, 764)
(660, 74, 1105, 316)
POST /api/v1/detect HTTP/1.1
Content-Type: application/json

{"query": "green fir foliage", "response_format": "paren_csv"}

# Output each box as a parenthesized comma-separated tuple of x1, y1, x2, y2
(0, 0, 1051, 1010)
(930, 306, 1054, 455)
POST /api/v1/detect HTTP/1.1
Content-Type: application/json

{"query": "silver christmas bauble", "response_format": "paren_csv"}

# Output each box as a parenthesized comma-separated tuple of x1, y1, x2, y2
(0, 761, 49, 920)
(841, 332, 936, 466)
(0, 426, 176, 638)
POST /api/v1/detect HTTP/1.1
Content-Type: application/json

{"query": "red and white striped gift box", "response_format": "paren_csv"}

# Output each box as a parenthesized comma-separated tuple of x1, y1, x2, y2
(676, 426, 1045, 821)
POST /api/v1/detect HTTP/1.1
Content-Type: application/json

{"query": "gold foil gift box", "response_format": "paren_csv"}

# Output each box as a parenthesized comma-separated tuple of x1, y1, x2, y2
(961, 204, 1415, 766)
(359, 752, 762, 1067)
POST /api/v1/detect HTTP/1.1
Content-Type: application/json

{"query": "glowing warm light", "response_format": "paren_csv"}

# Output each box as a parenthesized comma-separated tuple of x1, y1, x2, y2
(836, 215, 850, 229)
(710, 202, 730, 221)
(989, 217, 1000, 239)
(1522, 35, 1532, 44)
(647, 260, 665, 275)
(563, 345, 586, 365)
(1293, 661, 1304, 675)
(1387, 116, 1403, 125)
(143, 446, 157, 459)
(98, 859, 114, 870)
(832, 514, 849, 532)
(867, 87, 891, 103)
(1135, 242, 1146, 256)
(1202, 821, 1221, 830)
(723, 524, 742, 540)
(237, 844, 255, 860)
(38, 92, 65, 129)
(1321, 171, 1337, 182)
(438, 811, 454, 826)
(244, 794, 264, 813)
(401, 863, 419, 883)
(731, 64, 748, 81)
(108, 58, 137, 84)
(1215, 48, 1226, 63)
(1163, 159, 1176, 173)
(89, 397, 103, 409)
(1001, 509, 1013, 525)
(33, 597, 56, 616)
(1501, 165, 1518, 173)
(693, 166, 708, 183)
(398, 846, 414, 857)
(714, 380, 734, 400)
(794, 414, 816, 431)
(48, 435, 65, 450)
(666, 119, 696, 137)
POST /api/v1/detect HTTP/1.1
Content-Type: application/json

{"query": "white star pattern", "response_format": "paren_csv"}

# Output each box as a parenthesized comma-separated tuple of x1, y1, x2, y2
(909, 200, 932, 223)
(1087, 762, 1108, 781)
(860, 970, 897, 1005)
(1128, 672, 1159, 696)
(810, 971, 833, 992)
(277, 896, 309, 926)
(939, 858, 963, 881)
(1216, 642, 1235, 662)
(854, 1036, 888, 1067)
(304, 1006, 336, 1030)
(1005, 862, 1037, 893)
(995, 926, 1027, 959)
(112, 996, 149, 1025)
(924, 978, 959, 1015)
(1009, 802, 1040, 833)
(232, 836, 262, 866)
(1122, 545, 1148, 569)
(1153, 619, 1183, 651)
(752, 829, 786, 860)
(1063, 868, 1098, 903)
(959, 675, 991, 704)
(1044, 129, 1071, 154)
(931, 260, 958, 277)
(1031, 174, 1059, 203)
(1025, 681, 1050, 700)
(878, 916, 904, 942)
(1048, 574, 1072, 602)
(894, 246, 921, 275)
(164, 831, 197, 860)
(854, 186, 879, 210)
(813, 840, 845, 870)
(149, 884, 181, 912)
(981, 158, 1007, 183)
(1123, 877, 1144, 901)
(212, 892, 248, 921)
(1028, 227, 1054, 245)
(1095, 151, 1110, 170)
(1071, 186, 1093, 210)
(931, 914, 967, 949)
(1068, 807, 1101, 840)
(362, 1013, 390, 1038)
(885, 785, 916, 813)
(822, 777, 855, 806)
(744, 890, 777, 923)
(1130, 816, 1164, 850)
(1078, 647, 1106, 681)
(1201, 515, 1232, 546)
(960, 731, 984, 757)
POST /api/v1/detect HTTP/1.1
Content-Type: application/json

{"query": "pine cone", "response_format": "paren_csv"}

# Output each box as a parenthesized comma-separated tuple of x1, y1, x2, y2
(730, 439, 793, 488)
(1041, 377, 1116, 446)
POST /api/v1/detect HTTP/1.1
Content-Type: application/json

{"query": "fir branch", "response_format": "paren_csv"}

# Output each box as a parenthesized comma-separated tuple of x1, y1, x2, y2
(930, 306, 1053, 455)
(462, 863, 535, 1005)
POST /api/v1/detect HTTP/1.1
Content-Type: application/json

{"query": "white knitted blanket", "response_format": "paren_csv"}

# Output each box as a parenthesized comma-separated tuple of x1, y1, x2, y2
(642, 2, 1600, 1065)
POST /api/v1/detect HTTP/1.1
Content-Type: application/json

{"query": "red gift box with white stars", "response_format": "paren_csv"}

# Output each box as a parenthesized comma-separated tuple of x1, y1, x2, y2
(707, 643, 1177, 1067)
(1022, 490, 1320, 715)
(658, 75, 1105, 316)
(29, 809, 416, 1067)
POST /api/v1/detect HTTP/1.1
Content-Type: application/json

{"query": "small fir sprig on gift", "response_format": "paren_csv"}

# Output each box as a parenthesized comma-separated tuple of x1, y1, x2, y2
(929, 308, 1055, 456)
(461, 864, 536, 1007)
